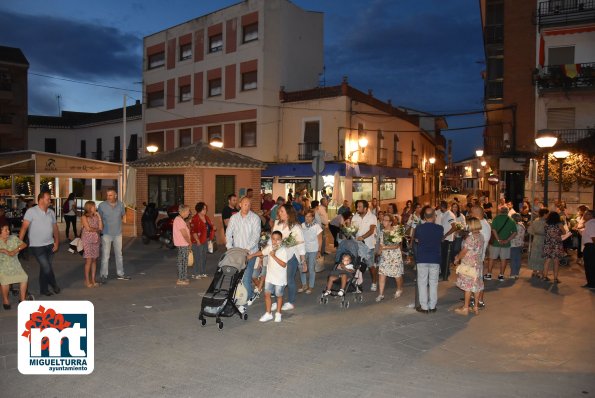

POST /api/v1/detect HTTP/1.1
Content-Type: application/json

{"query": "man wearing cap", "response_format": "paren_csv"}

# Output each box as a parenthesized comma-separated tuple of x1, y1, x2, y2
(436, 200, 456, 281)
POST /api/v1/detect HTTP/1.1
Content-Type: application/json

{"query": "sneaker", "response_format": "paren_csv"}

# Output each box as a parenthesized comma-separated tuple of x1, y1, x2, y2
(355, 285, 362, 294)
(117, 275, 131, 280)
(259, 312, 273, 322)
(394, 290, 403, 299)
(498, 274, 505, 282)
(191, 275, 200, 280)
(281, 302, 294, 311)
(322, 290, 331, 297)
(375, 295, 384, 302)
(274, 312, 282, 323)
(247, 297, 255, 306)
(337, 289, 344, 297)
(201, 274, 208, 278)
(478, 301, 485, 309)
(305, 289, 312, 294)
(370, 283, 378, 292)
(271, 302, 278, 312)
(297, 285, 307, 293)
(99, 276, 108, 284)
(484, 273, 492, 281)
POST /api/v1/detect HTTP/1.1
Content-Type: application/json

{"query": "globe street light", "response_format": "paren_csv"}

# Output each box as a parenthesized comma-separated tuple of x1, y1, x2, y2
(535, 129, 558, 207)
(553, 150, 570, 203)
(209, 136, 224, 148)
(475, 149, 484, 157)
(146, 145, 159, 154)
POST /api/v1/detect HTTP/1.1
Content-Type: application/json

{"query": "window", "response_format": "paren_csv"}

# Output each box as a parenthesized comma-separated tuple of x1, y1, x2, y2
(208, 125, 222, 145)
(241, 122, 257, 147)
(148, 175, 184, 210)
(209, 34, 223, 53)
(147, 90, 164, 107)
(148, 52, 165, 69)
(112, 136, 121, 162)
(80, 140, 86, 158)
(0, 71, 11, 91)
(179, 129, 192, 147)
(241, 71, 257, 91)
(146, 131, 164, 152)
(352, 177, 373, 202)
(546, 108, 575, 129)
(179, 85, 191, 102)
(215, 175, 235, 213)
(548, 46, 575, 65)
(179, 43, 192, 61)
(209, 78, 222, 97)
(45, 138, 57, 154)
(304, 121, 320, 143)
(380, 178, 396, 200)
(96, 138, 102, 160)
(243, 22, 258, 43)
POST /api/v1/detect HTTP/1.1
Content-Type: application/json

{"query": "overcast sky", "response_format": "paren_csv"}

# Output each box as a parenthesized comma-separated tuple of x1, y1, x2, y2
(0, 0, 485, 161)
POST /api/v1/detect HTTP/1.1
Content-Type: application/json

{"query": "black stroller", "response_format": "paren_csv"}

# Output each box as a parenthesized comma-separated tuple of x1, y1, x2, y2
(319, 238, 367, 308)
(198, 248, 249, 330)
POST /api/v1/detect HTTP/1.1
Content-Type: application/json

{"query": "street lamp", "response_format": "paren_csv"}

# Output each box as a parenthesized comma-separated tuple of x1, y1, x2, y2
(480, 160, 487, 167)
(146, 145, 158, 154)
(475, 149, 484, 157)
(209, 136, 223, 148)
(535, 129, 558, 207)
(553, 150, 570, 203)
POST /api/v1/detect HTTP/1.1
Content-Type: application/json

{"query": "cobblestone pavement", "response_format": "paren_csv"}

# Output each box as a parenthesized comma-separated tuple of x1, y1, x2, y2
(1, 238, 594, 397)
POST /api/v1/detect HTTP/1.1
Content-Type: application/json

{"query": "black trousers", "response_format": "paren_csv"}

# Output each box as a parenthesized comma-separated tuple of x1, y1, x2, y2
(329, 224, 341, 247)
(584, 243, 594, 287)
(64, 215, 77, 238)
(440, 240, 452, 281)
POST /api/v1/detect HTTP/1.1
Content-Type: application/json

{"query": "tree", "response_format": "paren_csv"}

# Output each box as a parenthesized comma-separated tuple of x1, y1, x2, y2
(538, 153, 595, 191)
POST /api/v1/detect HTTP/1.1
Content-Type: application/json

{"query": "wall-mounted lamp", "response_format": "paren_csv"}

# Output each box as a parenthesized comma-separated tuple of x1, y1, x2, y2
(146, 145, 159, 154)
(209, 136, 223, 148)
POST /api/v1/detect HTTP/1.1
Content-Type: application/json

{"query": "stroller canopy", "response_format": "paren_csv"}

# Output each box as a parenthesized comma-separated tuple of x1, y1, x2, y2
(218, 248, 248, 271)
(335, 238, 367, 263)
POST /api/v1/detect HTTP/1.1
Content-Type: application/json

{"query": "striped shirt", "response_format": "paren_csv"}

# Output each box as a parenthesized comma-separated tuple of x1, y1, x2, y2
(225, 211, 261, 254)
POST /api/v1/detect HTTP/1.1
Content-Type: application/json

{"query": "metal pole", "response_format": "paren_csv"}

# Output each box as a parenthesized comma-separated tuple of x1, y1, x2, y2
(543, 153, 549, 208)
(122, 95, 127, 200)
(314, 153, 320, 201)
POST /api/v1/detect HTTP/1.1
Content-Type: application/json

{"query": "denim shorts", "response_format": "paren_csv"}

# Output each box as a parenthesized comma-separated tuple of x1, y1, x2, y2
(264, 282, 285, 297)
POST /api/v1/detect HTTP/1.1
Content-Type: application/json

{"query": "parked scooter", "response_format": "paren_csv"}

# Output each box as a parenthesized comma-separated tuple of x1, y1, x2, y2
(141, 203, 178, 249)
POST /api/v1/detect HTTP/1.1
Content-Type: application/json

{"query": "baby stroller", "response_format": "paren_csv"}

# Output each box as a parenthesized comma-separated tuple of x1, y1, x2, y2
(198, 248, 249, 330)
(319, 238, 367, 308)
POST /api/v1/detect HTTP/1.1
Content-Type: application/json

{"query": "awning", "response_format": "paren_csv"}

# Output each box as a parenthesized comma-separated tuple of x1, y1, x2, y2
(262, 162, 412, 179)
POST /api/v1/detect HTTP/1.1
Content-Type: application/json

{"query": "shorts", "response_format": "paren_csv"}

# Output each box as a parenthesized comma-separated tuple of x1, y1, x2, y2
(264, 282, 285, 297)
(489, 245, 510, 260)
(365, 247, 376, 268)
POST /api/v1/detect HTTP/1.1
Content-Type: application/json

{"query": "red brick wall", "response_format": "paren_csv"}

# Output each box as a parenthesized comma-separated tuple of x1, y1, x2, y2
(193, 72, 203, 105)
(226, 18, 237, 54)
(225, 64, 236, 99)
(194, 29, 204, 62)
(167, 38, 176, 70)
(166, 78, 175, 109)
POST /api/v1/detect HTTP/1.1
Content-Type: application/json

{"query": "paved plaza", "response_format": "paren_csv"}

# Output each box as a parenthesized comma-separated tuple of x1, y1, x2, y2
(1, 237, 594, 397)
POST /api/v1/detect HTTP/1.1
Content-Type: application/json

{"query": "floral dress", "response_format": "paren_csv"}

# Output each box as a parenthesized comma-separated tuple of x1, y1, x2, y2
(0, 235, 28, 285)
(377, 230, 404, 278)
(543, 223, 564, 260)
(456, 233, 485, 293)
(82, 214, 100, 259)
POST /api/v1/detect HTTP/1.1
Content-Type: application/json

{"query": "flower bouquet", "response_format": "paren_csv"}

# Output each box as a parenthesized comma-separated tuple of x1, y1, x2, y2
(383, 225, 405, 245)
(341, 225, 359, 239)
(454, 222, 465, 231)
(259, 232, 270, 249)
(281, 232, 302, 248)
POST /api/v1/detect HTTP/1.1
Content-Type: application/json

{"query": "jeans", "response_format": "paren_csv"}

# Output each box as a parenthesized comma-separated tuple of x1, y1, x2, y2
(30, 244, 57, 294)
(242, 257, 257, 299)
(285, 255, 300, 304)
(100, 234, 124, 278)
(64, 215, 77, 238)
(192, 241, 208, 275)
(301, 252, 317, 288)
(440, 240, 452, 280)
(417, 263, 439, 310)
(510, 246, 522, 276)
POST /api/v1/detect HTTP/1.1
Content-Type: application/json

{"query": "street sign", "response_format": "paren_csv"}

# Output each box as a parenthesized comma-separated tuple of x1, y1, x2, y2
(311, 175, 324, 189)
(311, 152, 325, 173)
(487, 174, 499, 185)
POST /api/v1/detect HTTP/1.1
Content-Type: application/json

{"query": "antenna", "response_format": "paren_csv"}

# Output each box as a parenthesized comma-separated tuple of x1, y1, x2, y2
(56, 94, 62, 116)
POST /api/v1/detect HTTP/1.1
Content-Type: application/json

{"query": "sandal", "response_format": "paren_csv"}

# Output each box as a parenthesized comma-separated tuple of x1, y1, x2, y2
(454, 307, 469, 316)
(305, 289, 312, 294)
(394, 290, 403, 299)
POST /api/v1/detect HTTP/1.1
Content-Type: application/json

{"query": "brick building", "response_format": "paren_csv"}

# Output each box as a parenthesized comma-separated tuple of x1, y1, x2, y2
(0, 46, 29, 152)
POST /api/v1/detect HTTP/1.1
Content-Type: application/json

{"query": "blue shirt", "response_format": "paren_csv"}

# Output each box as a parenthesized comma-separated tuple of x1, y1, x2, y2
(23, 206, 56, 247)
(98, 200, 125, 236)
(415, 222, 444, 264)
(293, 202, 305, 223)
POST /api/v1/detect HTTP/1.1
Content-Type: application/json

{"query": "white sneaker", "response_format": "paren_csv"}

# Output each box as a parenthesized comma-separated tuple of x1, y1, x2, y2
(247, 297, 255, 306)
(259, 312, 273, 322)
(281, 302, 295, 311)
(375, 295, 384, 302)
(337, 289, 345, 297)
(271, 302, 278, 312)
(370, 283, 378, 292)
(274, 312, 282, 323)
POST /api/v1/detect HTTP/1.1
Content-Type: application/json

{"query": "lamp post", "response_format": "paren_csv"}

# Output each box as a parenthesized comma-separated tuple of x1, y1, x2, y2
(429, 157, 436, 205)
(475, 149, 484, 157)
(146, 145, 159, 155)
(535, 129, 558, 208)
(553, 150, 570, 203)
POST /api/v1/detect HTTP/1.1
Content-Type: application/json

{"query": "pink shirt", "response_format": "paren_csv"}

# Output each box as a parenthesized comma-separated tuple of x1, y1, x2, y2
(173, 217, 190, 247)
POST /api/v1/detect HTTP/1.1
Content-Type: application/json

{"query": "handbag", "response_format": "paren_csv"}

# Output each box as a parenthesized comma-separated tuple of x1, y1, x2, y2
(207, 240, 214, 254)
(187, 249, 194, 267)
(456, 263, 477, 278)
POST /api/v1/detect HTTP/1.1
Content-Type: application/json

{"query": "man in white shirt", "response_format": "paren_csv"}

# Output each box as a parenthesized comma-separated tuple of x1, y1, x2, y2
(351, 199, 378, 291)
(435, 200, 456, 281)
(316, 198, 330, 255)
(580, 210, 595, 289)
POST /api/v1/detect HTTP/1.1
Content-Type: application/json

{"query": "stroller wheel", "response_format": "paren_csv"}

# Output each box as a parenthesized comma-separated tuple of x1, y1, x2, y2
(345, 301, 350, 309)
(218, 321, 224, 330)
(358, 296, 363, 303)
(323, 297, 328, 304)
(200, 318, 206, 327)
(242, 313, 248, 321)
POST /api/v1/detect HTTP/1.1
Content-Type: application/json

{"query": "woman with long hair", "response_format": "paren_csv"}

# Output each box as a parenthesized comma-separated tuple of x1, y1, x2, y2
(329, 210, 352, 248)
(81, 201, 103, 288)
(542, 211, 565, 283)
(190, 202, 215, 279)
(401, 200, 413, 226)
(272, 204, 306, 310)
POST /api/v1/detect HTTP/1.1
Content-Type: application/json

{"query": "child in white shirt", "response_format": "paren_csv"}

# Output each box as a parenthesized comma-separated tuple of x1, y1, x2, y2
(323, 253, 355, 297)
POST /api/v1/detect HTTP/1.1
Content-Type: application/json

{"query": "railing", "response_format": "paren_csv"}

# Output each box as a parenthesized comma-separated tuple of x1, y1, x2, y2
(411, 154, 419, 169)
(91, 151, 103, 160)
(484, 135, 505, 156)
(535, 62, 595, 91)
(486, 80, 504, 100)
(298, 142, 320, 160)
(553, 128, 595, 145)
(109, 150, 122, 162)
(537, 0, 595, 27)
(377, 148, 387, 165)
(393, 151, 403, 168)
(484, 25, 503, 44)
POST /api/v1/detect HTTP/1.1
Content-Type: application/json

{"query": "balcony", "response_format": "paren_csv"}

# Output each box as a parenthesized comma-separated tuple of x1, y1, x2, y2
(484, 135, 505, 156)
(534, 63, 595, 92)
(484, 24, 503, 45)
(298, 142, 320, 160)
(486, 80, 503, 102)
(377, 148, 387, 166)
(537, 0, 595, 28)
(411, 154, 419, 169)
(553, 129, 595, 151)
(393, 151, 403, 168)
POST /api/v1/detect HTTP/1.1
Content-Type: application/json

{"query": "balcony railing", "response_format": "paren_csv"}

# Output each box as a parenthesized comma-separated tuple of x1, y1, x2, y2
(484, 135, 505, 156)
(486, 80, 504, 101)
(377, 148, 387, 165)
(484, 24, 503, 44)
(393, 151, 403, 167)
(91, 151, 103, 160)
(298, 142, 320, 160)
(537, 0, 595, 27)
(534, 62, 595, 92)
(109, 150, 121, 162)
(554, 128, 595, 145)
(411, 154, 419, 169)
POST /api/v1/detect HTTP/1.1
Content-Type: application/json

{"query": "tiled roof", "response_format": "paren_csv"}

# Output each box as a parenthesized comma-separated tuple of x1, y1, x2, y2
(28, 102, 142, 128)
(0, 46, 29, 66)
(130, 141, 266, 169)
